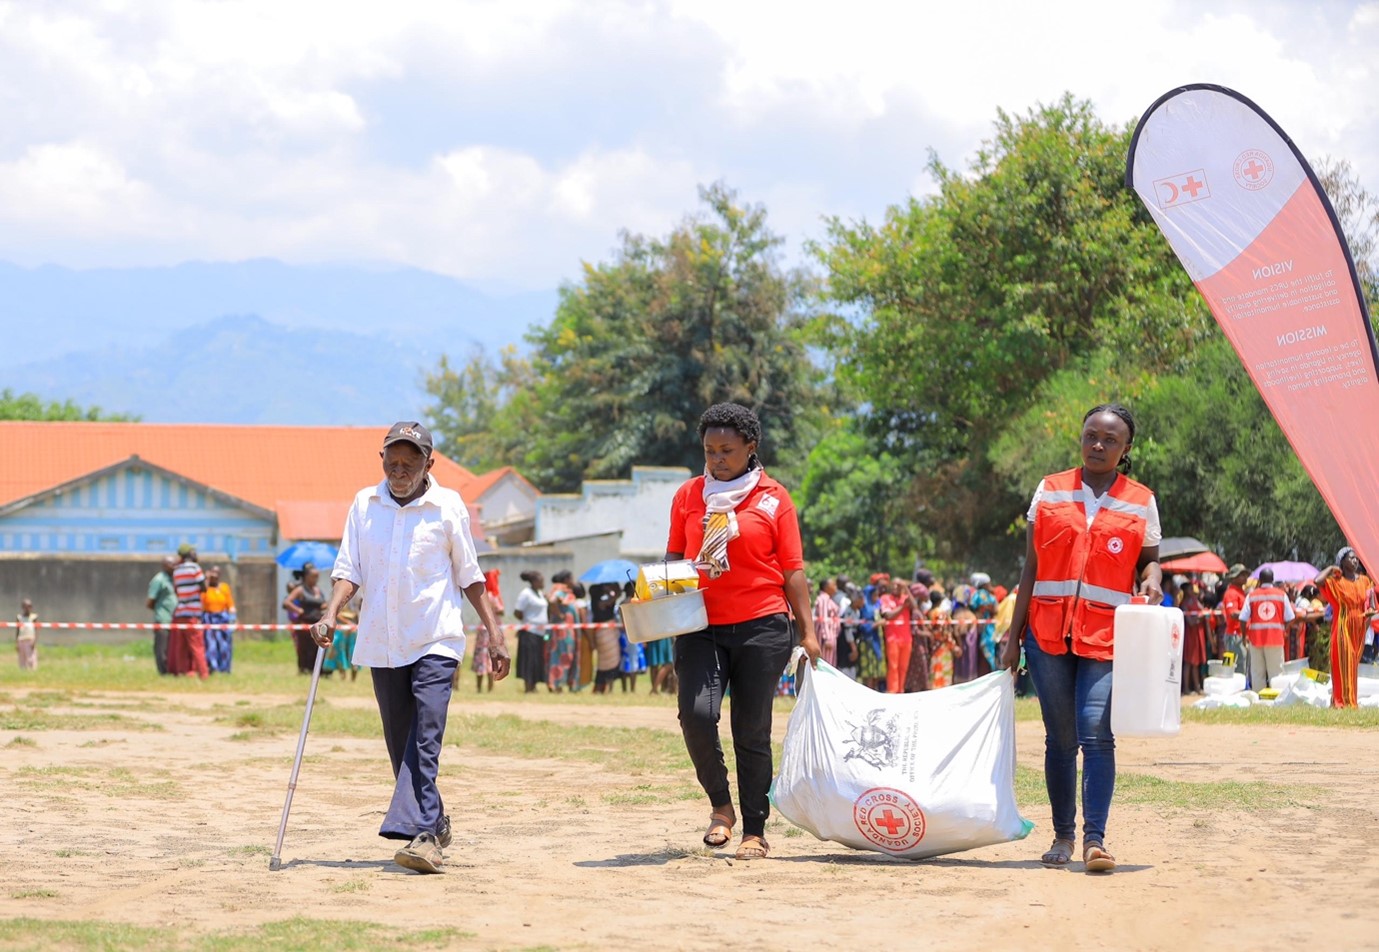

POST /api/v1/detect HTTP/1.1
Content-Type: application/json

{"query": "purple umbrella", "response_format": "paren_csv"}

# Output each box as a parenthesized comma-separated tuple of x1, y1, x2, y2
(1252, 561, 1321, 583)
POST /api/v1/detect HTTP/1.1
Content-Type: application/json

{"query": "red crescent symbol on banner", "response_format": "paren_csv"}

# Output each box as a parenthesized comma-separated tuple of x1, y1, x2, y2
(1158, 181, 1179, 204)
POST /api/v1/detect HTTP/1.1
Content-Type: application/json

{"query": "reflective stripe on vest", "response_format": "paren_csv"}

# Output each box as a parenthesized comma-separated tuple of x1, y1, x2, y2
(1028, 468, 1153, 660)
(1098, 495, 1151, 519)
(1037, 489, 1150, 520)
(1030, 579, 1134, 607)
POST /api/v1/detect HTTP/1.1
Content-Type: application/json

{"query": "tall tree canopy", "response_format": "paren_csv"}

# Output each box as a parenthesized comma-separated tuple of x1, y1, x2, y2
(425, 183, 826, 491)
(812, 95, 1209, 571)
(421, 99, 1374, 580)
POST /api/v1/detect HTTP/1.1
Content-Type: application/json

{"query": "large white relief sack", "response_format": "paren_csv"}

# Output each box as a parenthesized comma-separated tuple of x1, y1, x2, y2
(770, 650, 1034, 859)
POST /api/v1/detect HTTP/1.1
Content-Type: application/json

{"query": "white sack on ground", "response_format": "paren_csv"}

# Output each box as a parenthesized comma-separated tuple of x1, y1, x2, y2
(1192, 693, 1253, 710)
(770, 651, 1033, 860)
(1204, 673, 1247, 696)
(1275, 677, 1331, 708)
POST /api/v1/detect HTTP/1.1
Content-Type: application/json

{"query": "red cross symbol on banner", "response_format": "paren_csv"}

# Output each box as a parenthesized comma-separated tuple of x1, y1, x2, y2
(1243, 160, 1266, 180)
(1153, 169, 1211, 209)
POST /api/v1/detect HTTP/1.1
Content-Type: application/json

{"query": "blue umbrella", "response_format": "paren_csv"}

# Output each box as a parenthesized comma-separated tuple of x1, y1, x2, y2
(579, 559, 639, 586)
(276, 540, 339, 570)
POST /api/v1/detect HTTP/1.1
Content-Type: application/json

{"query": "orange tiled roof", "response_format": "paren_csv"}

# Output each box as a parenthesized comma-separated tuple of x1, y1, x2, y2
(457, 465, 538, 502)
(0, 422, 480, 539)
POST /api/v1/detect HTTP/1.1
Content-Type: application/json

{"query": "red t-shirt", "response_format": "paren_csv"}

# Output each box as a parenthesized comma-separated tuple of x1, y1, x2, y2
(1221, 584, 1246, 637)
(879, 593, 911, 643)
(667, 473, 805, 626)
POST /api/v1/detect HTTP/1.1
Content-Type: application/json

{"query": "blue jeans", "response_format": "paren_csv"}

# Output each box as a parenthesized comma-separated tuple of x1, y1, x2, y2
(1023, 631, 1115, 843)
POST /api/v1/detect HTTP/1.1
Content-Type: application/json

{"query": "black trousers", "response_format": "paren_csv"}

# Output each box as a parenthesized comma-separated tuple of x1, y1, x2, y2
(153, 627, 169, 675)
(675, 612, 795, 838)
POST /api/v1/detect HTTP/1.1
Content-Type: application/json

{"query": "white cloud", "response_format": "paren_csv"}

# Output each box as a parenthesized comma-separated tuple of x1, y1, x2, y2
(0, 0, 1372, 290)
(0, 142, 158, 230)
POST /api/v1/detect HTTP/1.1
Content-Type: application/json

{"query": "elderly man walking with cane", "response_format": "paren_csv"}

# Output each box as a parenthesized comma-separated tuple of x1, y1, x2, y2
(311, 421, 510, 873)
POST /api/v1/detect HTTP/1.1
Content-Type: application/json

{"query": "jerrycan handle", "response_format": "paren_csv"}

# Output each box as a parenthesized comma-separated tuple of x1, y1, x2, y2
(1129, 595, 1150, 605)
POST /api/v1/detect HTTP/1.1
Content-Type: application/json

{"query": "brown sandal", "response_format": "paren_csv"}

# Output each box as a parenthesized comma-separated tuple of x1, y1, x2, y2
(1083, 840, 1117, 873)
(1040, 838, 1075, 867)
(703, 809, 735, 848)
(734, 835, 770, 860)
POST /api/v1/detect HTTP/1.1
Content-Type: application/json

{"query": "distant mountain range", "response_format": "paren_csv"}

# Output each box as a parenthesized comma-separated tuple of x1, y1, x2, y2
(0, 260, 557, 425)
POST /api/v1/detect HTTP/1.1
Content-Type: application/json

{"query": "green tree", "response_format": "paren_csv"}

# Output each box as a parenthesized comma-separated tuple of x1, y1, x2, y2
(991, 339, 1345, 567)
(0, 388, 136, 421)
(813, 94, 1207, 573)
(422, 345, 536, 472)
(429, 183, 826, 491)
(796, 423, 926, 580)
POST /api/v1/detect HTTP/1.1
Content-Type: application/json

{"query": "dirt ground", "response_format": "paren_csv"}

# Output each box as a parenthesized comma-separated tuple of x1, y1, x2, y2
(3, 687, 1379, 951)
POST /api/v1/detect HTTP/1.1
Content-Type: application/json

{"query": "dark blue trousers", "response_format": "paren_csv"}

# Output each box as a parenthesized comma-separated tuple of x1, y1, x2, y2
(372, 653, 458, 841)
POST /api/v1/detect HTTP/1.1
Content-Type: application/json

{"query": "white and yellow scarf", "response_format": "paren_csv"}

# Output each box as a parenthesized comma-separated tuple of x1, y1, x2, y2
(695, 465, 763, 578)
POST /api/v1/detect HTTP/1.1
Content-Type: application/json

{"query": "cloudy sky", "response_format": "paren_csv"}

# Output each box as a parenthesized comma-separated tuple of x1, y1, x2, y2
(1, 0, 1375, 294)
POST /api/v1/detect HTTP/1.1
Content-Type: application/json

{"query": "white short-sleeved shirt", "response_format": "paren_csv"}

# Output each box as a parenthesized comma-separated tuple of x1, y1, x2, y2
(514, 587, 549, 627)
(1027, 478, 1162, 546)
(332, 477, 484, 668)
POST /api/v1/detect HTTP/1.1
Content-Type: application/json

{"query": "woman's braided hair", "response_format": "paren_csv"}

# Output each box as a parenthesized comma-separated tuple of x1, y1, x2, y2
(1083, 403, 1137, 474)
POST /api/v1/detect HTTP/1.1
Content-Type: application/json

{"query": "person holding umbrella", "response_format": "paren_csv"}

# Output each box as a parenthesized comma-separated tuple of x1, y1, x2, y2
(311, 421, 509, 874)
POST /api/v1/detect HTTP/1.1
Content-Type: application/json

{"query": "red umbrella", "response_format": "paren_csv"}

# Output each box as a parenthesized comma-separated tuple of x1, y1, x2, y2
(1160, 551, 1228, 573)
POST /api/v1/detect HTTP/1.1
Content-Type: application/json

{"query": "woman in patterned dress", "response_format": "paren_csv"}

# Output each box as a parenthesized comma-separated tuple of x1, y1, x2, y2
(927, 590, 958, 688)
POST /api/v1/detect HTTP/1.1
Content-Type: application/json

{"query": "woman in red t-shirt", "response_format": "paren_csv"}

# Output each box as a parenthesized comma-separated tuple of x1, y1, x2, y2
(666, 403, 821, 862)
(879, 578, 916, 693)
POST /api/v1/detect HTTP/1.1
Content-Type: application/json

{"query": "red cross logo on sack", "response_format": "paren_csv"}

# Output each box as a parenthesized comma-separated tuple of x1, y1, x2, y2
(854, 787, 926, 853)
(1107, 537, 1124, 554)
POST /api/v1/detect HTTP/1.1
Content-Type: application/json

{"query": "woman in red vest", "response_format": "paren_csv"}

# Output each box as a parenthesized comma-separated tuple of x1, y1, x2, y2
(1000, 404, 1163, 873)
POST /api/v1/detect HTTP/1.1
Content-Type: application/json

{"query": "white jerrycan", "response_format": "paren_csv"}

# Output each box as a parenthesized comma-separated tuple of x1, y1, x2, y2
(1110, 596, 1185, 737)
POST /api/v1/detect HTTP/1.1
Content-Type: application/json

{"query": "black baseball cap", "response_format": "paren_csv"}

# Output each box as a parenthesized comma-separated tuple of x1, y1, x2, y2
(383, 421, 433, 456)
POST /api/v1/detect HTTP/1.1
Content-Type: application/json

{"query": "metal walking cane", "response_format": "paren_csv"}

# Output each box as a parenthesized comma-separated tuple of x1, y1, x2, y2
(269, 639, 326, 871)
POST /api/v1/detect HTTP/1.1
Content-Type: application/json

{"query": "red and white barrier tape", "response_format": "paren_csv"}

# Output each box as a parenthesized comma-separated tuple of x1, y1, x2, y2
(20, 607, 1273, 634)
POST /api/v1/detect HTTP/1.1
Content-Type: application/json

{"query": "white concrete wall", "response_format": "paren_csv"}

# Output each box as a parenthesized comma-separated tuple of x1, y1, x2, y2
(535, 466, 690, 558)
(477, 475, 538, 526)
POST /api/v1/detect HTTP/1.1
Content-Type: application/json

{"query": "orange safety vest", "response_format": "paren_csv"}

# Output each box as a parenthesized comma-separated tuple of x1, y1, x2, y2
(1243, 585, 1290, 648)
(1028, 468, 1154, 661)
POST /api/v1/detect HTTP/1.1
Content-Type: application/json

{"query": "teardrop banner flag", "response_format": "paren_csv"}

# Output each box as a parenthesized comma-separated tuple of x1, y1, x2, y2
(1126, 84, 1379, 574)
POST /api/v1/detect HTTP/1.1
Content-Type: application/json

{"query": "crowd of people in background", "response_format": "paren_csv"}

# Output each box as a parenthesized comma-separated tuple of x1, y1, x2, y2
(796, 550, 1378, 709)
(505, 569, 675, 697)
(807, 569, 1015, 696)
(21, 544, 1371, 713)
(141, 544, 236, 678)
(1178, 552, 1378, 709)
